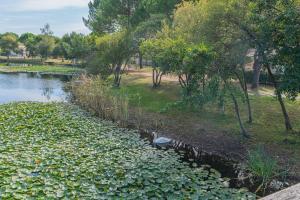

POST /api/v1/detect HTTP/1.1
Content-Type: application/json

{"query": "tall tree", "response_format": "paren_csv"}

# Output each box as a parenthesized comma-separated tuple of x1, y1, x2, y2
(171, 0, 252, 135)
(84, 0, 145, 33)
(133, 14, 166, 68)
(227, 0, 300, 131)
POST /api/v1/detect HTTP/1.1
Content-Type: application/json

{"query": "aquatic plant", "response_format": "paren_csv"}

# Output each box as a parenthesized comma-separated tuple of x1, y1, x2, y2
(0, 103, 255, 199)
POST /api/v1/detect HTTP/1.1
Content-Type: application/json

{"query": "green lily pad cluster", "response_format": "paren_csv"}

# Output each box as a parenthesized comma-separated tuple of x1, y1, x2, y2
(0, 103, 255, 199)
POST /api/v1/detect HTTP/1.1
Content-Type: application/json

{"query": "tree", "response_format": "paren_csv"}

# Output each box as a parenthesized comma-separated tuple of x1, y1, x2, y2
(84, 0, 182, 34)
(37, 35, 55, 60)
(61, 32, 91, 63)
(19, 33, 40, 57)
(140, 37, 173, 88)
(133, 14, 166, 69)
(93, 31, 134, 87)
(141, 0, 182, 17)
(170, 0, 252, 136)
(84, 0, 146, 33)
(52, 41, 71, 62)
(176, 43, 213, 96)
(251, 51, 263, 89)
(0, 33, 19, 62)
(227, 0, 300, 131)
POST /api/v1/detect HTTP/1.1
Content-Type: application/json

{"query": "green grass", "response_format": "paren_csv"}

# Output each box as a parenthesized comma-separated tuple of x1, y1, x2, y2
(118, 71, 180, 112)
(0, 65, 84, 74)
(116, 83, 180, 112)
(0, 102, 254, 199)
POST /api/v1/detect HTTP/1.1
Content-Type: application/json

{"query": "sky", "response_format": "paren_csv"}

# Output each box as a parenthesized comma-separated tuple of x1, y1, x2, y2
(0, 0, 91, 37)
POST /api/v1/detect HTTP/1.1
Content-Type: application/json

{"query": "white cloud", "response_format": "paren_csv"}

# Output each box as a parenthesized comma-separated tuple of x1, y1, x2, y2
(11, 0, 90, 11)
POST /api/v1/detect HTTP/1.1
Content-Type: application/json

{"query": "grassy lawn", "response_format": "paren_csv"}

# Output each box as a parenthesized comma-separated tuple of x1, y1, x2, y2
(119, 68, 300, 165)
(0, 65, 84, 74)
(0, 102, 254, 199)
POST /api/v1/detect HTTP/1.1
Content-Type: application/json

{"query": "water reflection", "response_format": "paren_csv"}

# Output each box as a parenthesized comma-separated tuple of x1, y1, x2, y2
(42, 88, 54, 100)
(0, 72, 70, 104)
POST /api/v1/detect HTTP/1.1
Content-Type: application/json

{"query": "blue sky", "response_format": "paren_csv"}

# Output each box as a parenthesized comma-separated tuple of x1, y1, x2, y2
(0, 0, 91, 37)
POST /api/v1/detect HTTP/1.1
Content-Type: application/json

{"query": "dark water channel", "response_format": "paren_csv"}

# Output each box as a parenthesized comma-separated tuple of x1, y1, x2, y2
(0, 72, 71, 104)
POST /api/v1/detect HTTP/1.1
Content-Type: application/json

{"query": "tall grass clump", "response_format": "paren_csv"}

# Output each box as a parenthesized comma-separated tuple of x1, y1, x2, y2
(71, 75, 129, 125)
(247, 145, 280, 193)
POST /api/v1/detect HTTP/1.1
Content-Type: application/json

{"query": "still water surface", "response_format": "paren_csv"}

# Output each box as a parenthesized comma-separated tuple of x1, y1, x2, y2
(0, 72, 71, 104)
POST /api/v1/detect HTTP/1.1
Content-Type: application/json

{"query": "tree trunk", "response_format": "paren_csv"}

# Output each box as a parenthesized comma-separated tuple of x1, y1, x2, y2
(235, 68, 253, 123)
(251, 52, 262, 89)
(152, 68, 163, 88)
(265, 63, 293, 131)
(242, 67, 253, 123)
(138, 52, 143, 69)
(114, 65, 122, 87)
(231, 93, 250, 138)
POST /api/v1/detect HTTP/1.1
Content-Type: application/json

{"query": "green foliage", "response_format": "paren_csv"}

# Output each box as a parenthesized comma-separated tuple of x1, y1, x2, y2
(85, 54, 111, 78)
(19, 33, 40, 57)
(37, 35, 56, 59)
(248, 145, 280, 192)
(61, 32, 91, 60)
(0, 33, 19, 57)
(142, 36, 213, 95)
(133, 14, 165, 41)
(0, 102, 254, 199)
(140, 37, 182, 72)
(84, 0, 145, 33)
(84, 0, 180, 34)
(141, 0, 181, 16)
(88, 31, 134, 86)
(259, 1, 300, 100)
(95, 31, 133, 67)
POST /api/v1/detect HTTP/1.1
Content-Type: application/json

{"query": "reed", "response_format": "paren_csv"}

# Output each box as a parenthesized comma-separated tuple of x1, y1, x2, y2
(71, 75, 129, 126)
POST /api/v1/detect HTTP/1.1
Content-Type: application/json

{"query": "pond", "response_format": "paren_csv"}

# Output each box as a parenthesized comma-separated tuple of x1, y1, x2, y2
(0, 72, 71, 104)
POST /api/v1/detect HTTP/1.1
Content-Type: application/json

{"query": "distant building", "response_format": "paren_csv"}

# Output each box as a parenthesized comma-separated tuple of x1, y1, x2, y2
(9, 43, 27, 58)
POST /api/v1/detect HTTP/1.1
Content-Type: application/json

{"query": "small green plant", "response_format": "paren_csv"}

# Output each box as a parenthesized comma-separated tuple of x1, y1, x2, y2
(247, 145, 279, 193)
